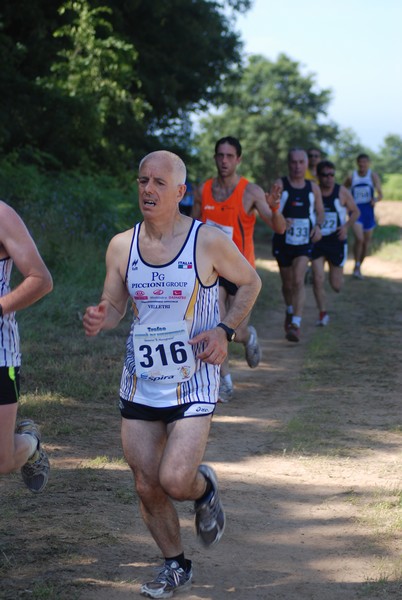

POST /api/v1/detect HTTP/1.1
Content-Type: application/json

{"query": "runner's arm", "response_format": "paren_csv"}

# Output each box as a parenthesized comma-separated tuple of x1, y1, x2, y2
(0, 202, 53, 315)
(343, 173, 352, 189)
(372, 172, 383, 202)
(191, 226, 261, 364)
(213, 242, 261, 331)
(311, 183, 324, 242)
(83, 233, 130, 336)
(249, 182, 286, 234)
(191, 184, 204, 219)
(337, 186, 360, 240)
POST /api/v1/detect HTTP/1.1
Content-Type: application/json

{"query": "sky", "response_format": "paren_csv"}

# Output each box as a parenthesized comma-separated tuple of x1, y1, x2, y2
(234, 0, 402, 152)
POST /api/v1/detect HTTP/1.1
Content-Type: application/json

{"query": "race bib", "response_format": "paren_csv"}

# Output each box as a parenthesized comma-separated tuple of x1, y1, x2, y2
(286, 218, 310, 245)
(353, 185, 372, 204)
(206, 219, 234, 240)
(321, 212, 337, 236)
(133, 320, 196, 384)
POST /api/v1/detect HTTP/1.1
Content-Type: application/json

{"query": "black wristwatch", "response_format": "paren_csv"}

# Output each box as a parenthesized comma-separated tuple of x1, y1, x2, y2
(0, 303, 3, 318)
(217, 322, 236, 342)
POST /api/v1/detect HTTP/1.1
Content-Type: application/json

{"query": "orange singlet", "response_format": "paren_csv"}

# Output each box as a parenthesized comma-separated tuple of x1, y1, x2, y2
(201, 177, 256, 268)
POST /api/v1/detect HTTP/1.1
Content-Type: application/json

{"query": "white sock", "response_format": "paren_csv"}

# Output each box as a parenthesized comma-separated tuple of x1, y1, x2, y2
(292, 316, 302, 328)
(286, 305, 293, 314)
(20, 433, 38, 461)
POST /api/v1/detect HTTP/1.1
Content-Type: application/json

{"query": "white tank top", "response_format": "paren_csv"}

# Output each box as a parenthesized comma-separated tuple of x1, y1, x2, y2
(0, 257, 21, 366)
(120, 220, 220, 407)
(351, 169, 374, 205)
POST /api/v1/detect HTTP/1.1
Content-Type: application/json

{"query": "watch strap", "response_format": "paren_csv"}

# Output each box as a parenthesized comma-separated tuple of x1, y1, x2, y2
(216, 322, 236, 342)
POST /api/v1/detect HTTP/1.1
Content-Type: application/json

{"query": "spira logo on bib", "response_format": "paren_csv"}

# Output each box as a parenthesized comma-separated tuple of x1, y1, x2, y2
(139, 372, 175, 382)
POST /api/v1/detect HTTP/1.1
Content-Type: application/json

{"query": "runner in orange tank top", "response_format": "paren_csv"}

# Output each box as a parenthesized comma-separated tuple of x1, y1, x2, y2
(192, 136, 286, 402)
(200, 176, 256, 266)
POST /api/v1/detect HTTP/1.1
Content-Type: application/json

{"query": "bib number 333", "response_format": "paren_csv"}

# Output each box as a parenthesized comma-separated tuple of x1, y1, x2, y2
(133, 320, 195, 383)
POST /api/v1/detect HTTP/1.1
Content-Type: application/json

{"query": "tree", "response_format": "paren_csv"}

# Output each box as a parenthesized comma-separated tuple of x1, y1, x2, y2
(193, 54, 338, 188)
(329, 128, 375, 181)
(41, 0, 147, 170)
(0, 1, 63, 159)
(0, 0, 249, 172)
(377, 134, 402, 174)
(107, 0, 249, 123)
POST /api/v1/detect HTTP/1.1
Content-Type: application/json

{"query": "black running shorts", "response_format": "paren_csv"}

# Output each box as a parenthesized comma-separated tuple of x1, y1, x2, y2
(119, 398, 215, 423)
(0, 366, 20, 405)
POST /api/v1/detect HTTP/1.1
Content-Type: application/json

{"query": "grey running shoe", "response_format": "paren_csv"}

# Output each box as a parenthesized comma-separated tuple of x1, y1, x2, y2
(16, 419, 50, 493)
(218, 377, 233, 403)
(286, 324, 300, 343)
(140, 560, 192, 598)
(195, 464, 225, 547)
(245, 325, 261, 368)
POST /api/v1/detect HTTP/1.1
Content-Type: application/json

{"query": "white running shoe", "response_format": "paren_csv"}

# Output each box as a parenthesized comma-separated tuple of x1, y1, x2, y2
(316, 313, 330, 327)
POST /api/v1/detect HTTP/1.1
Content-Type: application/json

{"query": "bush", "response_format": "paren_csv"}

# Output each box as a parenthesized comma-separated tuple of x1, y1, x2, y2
(382, 174, 402, 201)
(0, 157, 141, 275)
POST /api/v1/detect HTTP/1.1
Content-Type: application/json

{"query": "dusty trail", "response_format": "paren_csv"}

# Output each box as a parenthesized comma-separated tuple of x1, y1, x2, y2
(1, 202, 401, 600)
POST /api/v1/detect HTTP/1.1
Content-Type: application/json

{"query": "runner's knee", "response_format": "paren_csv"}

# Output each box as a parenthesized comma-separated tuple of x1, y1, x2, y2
(160, 466, 196, 500)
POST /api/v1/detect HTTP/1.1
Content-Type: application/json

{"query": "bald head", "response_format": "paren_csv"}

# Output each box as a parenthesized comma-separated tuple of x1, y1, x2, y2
(288, 148, 308, 164)
(139, 151, 187, 186)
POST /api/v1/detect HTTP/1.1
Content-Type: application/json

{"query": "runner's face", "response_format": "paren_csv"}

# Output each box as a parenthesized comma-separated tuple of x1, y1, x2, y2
(308, 150, 321, 168)
(214, 143, 241, 178)
(288, 151, 308, 180)
(137, 157, 184, 217)
(319, 170, 336, 192)
(357, 158, 370, 175)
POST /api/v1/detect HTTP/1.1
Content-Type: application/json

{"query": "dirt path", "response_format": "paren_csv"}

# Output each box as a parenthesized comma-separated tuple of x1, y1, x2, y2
(80, 252, 401, 600)
(1, 202, 401, 600)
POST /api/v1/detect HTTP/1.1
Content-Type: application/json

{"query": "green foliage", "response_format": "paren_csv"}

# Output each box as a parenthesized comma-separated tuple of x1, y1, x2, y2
(194, 54, 338, 188)
(0, 0, 247, 173)
(107, 0, 243, 122)
(329, 132, 402, 190)
(377, 135, 402, 175)
(327, 127, 369, 180)
(382, 174, 402, 201)
(40, 0, 147, 171)
(0, 157, 141, 276)
(52, 1, 142, 116)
